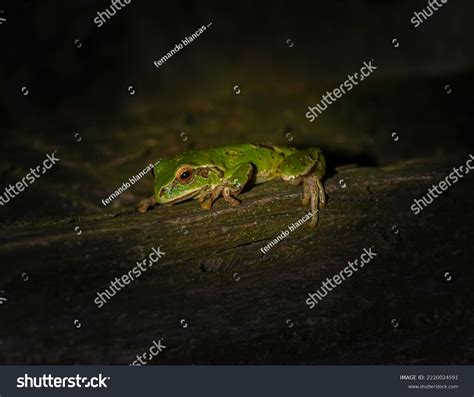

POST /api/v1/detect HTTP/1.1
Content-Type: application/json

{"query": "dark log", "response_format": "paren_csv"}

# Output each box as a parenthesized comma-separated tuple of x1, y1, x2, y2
(0, 159, 472, 364)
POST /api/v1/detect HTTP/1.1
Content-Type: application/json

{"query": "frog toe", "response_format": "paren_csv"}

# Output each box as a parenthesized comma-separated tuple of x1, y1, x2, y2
(200, 202, 212, 210)
(316, 177, 326, 208)
(223, 187, 241, 207)
(137, 196, 156, 213)
(309, 213, 318, 228)
(304, 175, 326, 227)
(302, 178, 310, 205)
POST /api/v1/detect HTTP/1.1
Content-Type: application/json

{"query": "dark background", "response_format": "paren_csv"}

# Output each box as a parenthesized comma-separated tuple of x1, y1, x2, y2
(0, 0, 473, 364)
(1, 0, 473, 221)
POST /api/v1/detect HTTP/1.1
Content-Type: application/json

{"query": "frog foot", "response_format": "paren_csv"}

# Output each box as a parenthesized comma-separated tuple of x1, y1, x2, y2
(138, 196, 156, 213)
(222, 186, 241, 207)
(199, 196, 214, 210)
(199, 186, 223, 210)
(199, 185, 241, 210)
(303, 175, 326, 227)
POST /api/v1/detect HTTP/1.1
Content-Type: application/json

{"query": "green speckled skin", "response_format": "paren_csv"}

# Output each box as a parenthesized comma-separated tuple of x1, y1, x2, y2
(139, 143, 326, 226)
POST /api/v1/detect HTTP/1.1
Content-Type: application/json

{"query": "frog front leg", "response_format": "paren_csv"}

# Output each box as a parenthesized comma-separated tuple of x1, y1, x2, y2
(199, 163, 254, 210)
(198, 186, 223, 210)
(280, 147, 326, 227)
(222, 163, 254, 206)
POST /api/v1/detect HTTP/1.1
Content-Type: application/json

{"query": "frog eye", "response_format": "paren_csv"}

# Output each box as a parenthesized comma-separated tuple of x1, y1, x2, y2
(176, 166, 193, 184)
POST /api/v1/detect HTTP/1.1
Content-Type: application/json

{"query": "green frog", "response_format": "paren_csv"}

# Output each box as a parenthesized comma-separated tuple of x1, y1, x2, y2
(138, 144, 326, 227)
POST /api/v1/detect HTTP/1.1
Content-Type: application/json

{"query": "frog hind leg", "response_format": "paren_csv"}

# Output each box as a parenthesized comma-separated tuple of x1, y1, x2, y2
(280, 148, 326, 227)
(138, 196, 157, 213)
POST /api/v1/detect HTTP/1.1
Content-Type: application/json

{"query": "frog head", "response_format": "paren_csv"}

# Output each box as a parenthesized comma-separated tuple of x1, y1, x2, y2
(152, 158, 223, 204)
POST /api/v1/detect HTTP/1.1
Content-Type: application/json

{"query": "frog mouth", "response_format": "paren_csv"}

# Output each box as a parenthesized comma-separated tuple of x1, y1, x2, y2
(161, 186, 206, 204)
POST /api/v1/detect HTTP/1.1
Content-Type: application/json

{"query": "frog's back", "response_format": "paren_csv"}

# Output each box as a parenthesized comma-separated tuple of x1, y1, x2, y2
(180, 143, 295, 170)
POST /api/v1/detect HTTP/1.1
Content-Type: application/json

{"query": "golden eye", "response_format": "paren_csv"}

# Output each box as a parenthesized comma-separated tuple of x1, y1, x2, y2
(176, 166, 193, 184)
